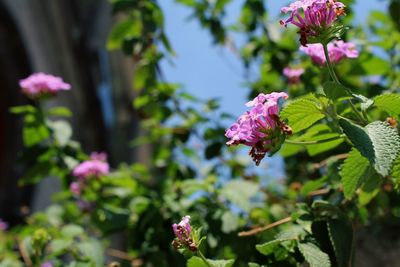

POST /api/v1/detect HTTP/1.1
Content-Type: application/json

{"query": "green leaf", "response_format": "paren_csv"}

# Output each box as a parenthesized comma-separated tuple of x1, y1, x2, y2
(358, 171, 381, 205)
(352, 94, 374, 111)
(48, 120, 72, 147)
(50, 238, 73, 254)
(221, 211, 239, 233)
(374, 94, 400, 116)
(339, 119, 400, 176)
(301, 176, 328, 196)
(47, 107, 72, 117)
(281, 94, 326, 133)
(323, 81, 348, 100)
(187, 256, 234, 267)
(365, 121, 400, 176)
(61, 224, 84, 238)
(327, 219, 353, 267)
(9, 105, 36, 114)
(298, 242, 331, 267)
(76, 239, 104, 267)
(306, 133, 345, 156)
(220, 180, 258, 212)
(392, 155, 400, 189)
(340, 148, 371, 199)
(107, 18, 142, 50)
(256, 238, 294, 256)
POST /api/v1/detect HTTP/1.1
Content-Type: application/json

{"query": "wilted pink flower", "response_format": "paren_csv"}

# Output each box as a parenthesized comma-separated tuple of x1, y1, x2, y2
(77, 200, 93, 212)
(283, 67, 305, 84)
(69, 181, 81, 196)
(225, 92, 292, 165)
(0, 219, 8, 231)
(300, 40, 359, 65)
(19, 72, 71, 98)
(172, 216, 197, 251)
(280, 0, 346, 45)
(72, 152, 109, 179)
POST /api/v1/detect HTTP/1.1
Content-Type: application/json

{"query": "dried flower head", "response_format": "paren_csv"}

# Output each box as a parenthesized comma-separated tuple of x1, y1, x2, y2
(172, 216, 197, 252)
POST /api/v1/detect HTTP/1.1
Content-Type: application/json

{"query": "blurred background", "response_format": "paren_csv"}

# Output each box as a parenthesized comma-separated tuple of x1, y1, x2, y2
(0, 0, 398, 266)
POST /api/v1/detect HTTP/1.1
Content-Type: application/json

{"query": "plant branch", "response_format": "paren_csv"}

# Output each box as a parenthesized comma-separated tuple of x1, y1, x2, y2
(197, 250, 213, 267)
(238, 216, 292, 237)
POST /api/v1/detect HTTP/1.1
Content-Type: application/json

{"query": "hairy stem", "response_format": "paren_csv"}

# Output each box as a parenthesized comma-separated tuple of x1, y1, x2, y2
(322, 43, 367, 124)
(197, 250, 213, 267)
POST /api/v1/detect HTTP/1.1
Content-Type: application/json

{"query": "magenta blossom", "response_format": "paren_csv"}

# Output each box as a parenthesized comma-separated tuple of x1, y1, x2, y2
(72, 152, 109, 180)
(300, 40, 359, 66)
(280, 0, 346, 45)
(19, 72, 71, 98)
(283, 67, 305, 84)
(69, 181, 81, 196)
(172, 216, 197, 251)
(41, 262, 53, 267)
(225, 92, 292, 165)
(0, 219, 8, 231)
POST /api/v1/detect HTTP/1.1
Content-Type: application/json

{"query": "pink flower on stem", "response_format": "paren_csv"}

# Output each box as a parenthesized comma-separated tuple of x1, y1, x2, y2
(283, 67, 305, 84)
(280, 0, 346, 45)
(19, 72, 71, 98)
(300, 40, 359, 66)
(72, 152, 110, 180)
(225, 92, 292, 165)
(172, 216, 197, 251)
(69, 181, 81, 196)
(0, 219, 8, 231)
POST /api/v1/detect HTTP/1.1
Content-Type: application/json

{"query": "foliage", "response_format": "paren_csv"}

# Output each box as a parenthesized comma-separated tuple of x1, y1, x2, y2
(1, 0, 400, 267)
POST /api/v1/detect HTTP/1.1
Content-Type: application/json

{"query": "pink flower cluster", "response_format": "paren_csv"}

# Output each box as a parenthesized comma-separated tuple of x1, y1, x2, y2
(280, 0, 346, 45)
(283, 67, 305, 84)
(172, 216, 197, 251)
(19, 72, 71, 98)
(72, 152, 110, 180)
(225, 92, 292, 165)
(0, 219, 8, 231)
(300, 40, 359, 65)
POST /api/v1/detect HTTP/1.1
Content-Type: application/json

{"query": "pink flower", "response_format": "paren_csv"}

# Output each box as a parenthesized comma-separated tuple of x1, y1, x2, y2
(280, 0, 346, 45)
(0, 219, 8, 231)
(72, 152, 110, 179)
(69, 181, 81, 196)
(41, 262, 53, 267)
(172, 215, 197, 251)
(283, 67, 305, 84)
(300, 40, 359, 65)
(19, 72, 71, 98)
(225, 92, 292, 165)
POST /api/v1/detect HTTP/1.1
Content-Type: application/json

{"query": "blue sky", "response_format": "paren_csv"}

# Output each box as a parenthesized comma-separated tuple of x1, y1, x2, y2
(159, 0, 387, 118)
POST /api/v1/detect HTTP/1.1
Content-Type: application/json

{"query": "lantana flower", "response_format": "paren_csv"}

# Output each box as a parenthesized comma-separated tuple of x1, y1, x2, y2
(72, 152, 110, 180)
(280, 0, 346, 46)
(283, 67, 305, 84)
(300, 40, 359, 65)
(0, 219, 8, 231)
(19, 72, 71, 98)
(225, 92, 292, 165)
(172, 216, 197, 251)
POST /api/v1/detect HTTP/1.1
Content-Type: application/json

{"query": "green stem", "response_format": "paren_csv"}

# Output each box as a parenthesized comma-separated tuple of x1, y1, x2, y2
(322, 43, 367, 124)
(197, 250, 213, 267)
(285, 134, 345, 145)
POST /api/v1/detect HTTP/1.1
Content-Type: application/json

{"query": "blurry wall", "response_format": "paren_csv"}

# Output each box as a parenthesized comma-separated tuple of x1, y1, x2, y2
(0, 0, 142, 224)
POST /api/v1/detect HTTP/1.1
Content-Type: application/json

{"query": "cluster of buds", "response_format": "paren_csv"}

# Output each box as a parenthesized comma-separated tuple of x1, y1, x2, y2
(171, 216, 197, 252)
(19, 72, 71, 99)
(225, 92, 292, 165)
(280, 0, 346, 46)
(300, 40, 359, 65)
